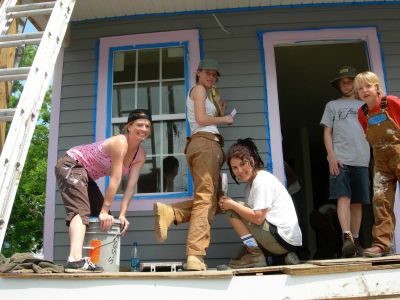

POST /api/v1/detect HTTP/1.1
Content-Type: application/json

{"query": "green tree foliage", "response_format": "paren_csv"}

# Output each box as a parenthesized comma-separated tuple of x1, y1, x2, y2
(2, 45, 50, 256)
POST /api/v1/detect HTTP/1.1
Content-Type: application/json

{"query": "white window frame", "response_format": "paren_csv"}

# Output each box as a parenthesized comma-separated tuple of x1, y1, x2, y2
(96, 29, 200, 211)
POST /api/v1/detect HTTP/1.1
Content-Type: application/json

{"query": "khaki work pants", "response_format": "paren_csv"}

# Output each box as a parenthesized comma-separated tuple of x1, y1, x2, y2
(172, 132, 224, 256)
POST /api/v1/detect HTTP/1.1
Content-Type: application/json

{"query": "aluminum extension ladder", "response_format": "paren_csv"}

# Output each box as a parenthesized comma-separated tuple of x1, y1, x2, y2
(0, 0, 76, 251)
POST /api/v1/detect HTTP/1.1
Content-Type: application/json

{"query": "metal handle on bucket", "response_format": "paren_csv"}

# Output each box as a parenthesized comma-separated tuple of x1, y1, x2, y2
(83, 233, 121, 250)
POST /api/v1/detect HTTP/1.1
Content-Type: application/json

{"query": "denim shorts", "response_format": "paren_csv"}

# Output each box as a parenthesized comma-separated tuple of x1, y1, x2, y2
(329, 164, 370, 204)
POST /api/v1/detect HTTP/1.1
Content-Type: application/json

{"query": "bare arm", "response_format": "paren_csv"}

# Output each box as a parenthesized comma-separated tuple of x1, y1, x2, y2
(218, 195, 268, 225)
(99, 135, 128, 231)
(192, 85, 233, 126)
(323, 126, 341, 176)
(118, 148, 145, 234)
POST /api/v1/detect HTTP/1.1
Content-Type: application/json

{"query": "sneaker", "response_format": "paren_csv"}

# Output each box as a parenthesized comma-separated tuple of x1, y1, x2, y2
(342, 232, 356, 258)
(284, 252, 300, 265)
(65, 257, 103, 273)
(154, 202, 175, 243)
(229, 247, 267, 269)
(354, 238, 364, 257)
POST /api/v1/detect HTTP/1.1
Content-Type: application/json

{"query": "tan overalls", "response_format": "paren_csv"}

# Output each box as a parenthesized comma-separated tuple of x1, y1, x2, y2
(363, 97, 400, 251)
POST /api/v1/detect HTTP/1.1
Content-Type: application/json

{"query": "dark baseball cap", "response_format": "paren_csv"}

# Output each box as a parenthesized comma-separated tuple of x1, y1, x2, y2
(197, 58, 221, 76)
(127, 109, 152, 124)
(330, 66, 358, 87)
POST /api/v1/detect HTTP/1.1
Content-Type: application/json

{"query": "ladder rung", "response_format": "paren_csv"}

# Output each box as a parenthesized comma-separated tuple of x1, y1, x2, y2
(7, 8, 54, 18)
(0, 38, 41, 48)
(0, 74, 28, 81)
(6, 2, 55, 13)
(0, 108, 16, 122)
(0, 67, 30, 81)
(0, 32, 43, 48)
(0, 67, 30, 75)
(0, 32, 43, 42)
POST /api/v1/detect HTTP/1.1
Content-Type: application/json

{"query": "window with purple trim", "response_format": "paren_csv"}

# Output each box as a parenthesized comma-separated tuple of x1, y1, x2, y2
(111, 46, 188, 195)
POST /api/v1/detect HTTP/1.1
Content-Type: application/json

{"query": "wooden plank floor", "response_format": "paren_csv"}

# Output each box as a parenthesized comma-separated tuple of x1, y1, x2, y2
(1, 254, 400, 279)
(233, 254, 400, 276)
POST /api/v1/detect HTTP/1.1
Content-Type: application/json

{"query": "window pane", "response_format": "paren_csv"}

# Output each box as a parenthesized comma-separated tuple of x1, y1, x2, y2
(112, 85, 135, 118)
(160, 120, 186, 155)
(135, 155, 188, 193)
(162, 47, 184, 79)
(113, 51, 135, 83)
(163, 155, 188, 192)
(141, 122, 161, 155)
(137, 157, 161, 193)
(161, 81, 185, 114)
(138, 49, 159, 81)
(137, 83, 159, 114)
(118, 175, 129, 194)
(112, 123, 123, 136)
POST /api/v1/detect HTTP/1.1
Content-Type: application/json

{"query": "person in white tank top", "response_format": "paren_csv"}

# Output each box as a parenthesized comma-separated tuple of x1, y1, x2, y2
(153, 59, 234, 271)
(55, 109, 151, 272)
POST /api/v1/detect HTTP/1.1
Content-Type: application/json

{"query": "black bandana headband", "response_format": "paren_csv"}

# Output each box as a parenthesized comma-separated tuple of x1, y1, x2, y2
(127, 109, 152, 124)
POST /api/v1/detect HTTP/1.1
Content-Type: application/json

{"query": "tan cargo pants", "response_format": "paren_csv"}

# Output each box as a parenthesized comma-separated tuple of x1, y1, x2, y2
(171, 132, 224, 256)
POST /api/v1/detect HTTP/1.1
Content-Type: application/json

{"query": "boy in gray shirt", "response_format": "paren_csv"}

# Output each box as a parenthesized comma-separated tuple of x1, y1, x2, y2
(320, 66, 370, 257)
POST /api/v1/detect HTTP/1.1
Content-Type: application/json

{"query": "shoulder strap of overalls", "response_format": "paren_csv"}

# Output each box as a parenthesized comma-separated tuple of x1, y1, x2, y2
(381, 96, 387, 110)
(361, 96, 387, 116)
(361, 103, 369, 116)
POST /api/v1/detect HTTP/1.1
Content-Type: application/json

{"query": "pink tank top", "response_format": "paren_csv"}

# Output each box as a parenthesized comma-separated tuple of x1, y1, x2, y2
(67, 137, 143, 181)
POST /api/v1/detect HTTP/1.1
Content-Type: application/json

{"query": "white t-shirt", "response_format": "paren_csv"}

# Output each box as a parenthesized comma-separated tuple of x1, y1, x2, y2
(246, 170, 302, 246)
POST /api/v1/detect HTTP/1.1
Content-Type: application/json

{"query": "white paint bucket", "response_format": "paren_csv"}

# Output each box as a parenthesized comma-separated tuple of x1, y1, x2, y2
(83, 217, 121, 272)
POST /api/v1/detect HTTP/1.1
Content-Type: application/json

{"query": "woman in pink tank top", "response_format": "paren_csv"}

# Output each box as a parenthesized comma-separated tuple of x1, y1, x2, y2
(55, 109, 151, 272)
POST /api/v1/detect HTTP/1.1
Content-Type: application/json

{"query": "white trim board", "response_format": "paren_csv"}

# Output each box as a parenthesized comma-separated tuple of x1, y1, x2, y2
(2, 268, 400, 299)
(43, 49, 64, 261)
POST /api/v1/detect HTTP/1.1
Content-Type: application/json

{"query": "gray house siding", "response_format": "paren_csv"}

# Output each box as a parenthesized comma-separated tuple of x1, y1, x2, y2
(52, 4, 400, 267)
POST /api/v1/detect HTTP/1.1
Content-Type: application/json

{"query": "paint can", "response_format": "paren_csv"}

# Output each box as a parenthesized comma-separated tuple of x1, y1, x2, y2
(83, 217, 121, 272)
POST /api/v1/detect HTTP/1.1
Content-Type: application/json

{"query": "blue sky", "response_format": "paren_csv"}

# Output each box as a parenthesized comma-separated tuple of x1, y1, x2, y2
(23, 20, 37, 33)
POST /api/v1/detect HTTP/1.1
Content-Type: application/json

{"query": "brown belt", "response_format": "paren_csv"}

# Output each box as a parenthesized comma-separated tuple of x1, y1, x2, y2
(184, 131, 224, 154)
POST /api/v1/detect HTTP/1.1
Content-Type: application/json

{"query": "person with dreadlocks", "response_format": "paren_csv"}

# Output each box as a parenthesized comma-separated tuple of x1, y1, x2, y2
(218, 138, 302, 268)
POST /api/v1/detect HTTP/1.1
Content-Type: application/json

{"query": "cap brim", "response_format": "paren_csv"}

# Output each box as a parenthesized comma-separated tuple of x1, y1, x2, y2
(330, 75, 355, 86)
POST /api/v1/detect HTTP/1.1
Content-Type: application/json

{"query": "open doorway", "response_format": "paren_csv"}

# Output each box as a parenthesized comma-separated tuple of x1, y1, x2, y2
(275, 42, 372, 259)
(261, 27, 386, 259)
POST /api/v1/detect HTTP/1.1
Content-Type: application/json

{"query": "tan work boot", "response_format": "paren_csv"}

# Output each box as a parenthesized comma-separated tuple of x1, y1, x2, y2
(229, 247, 267, 269)
(153, 202, 175, 243)
(183, 255, 207, 271)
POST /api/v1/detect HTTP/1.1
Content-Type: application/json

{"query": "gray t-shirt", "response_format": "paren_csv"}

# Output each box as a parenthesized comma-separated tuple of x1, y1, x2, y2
(320, 98, 370, 167)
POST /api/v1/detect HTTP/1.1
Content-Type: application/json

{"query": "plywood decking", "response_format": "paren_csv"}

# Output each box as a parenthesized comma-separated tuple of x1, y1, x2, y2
(1, 255, 400, 279)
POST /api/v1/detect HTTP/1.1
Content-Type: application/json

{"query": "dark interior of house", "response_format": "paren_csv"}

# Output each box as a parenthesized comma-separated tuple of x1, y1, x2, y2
(275, 42, 373, 258)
